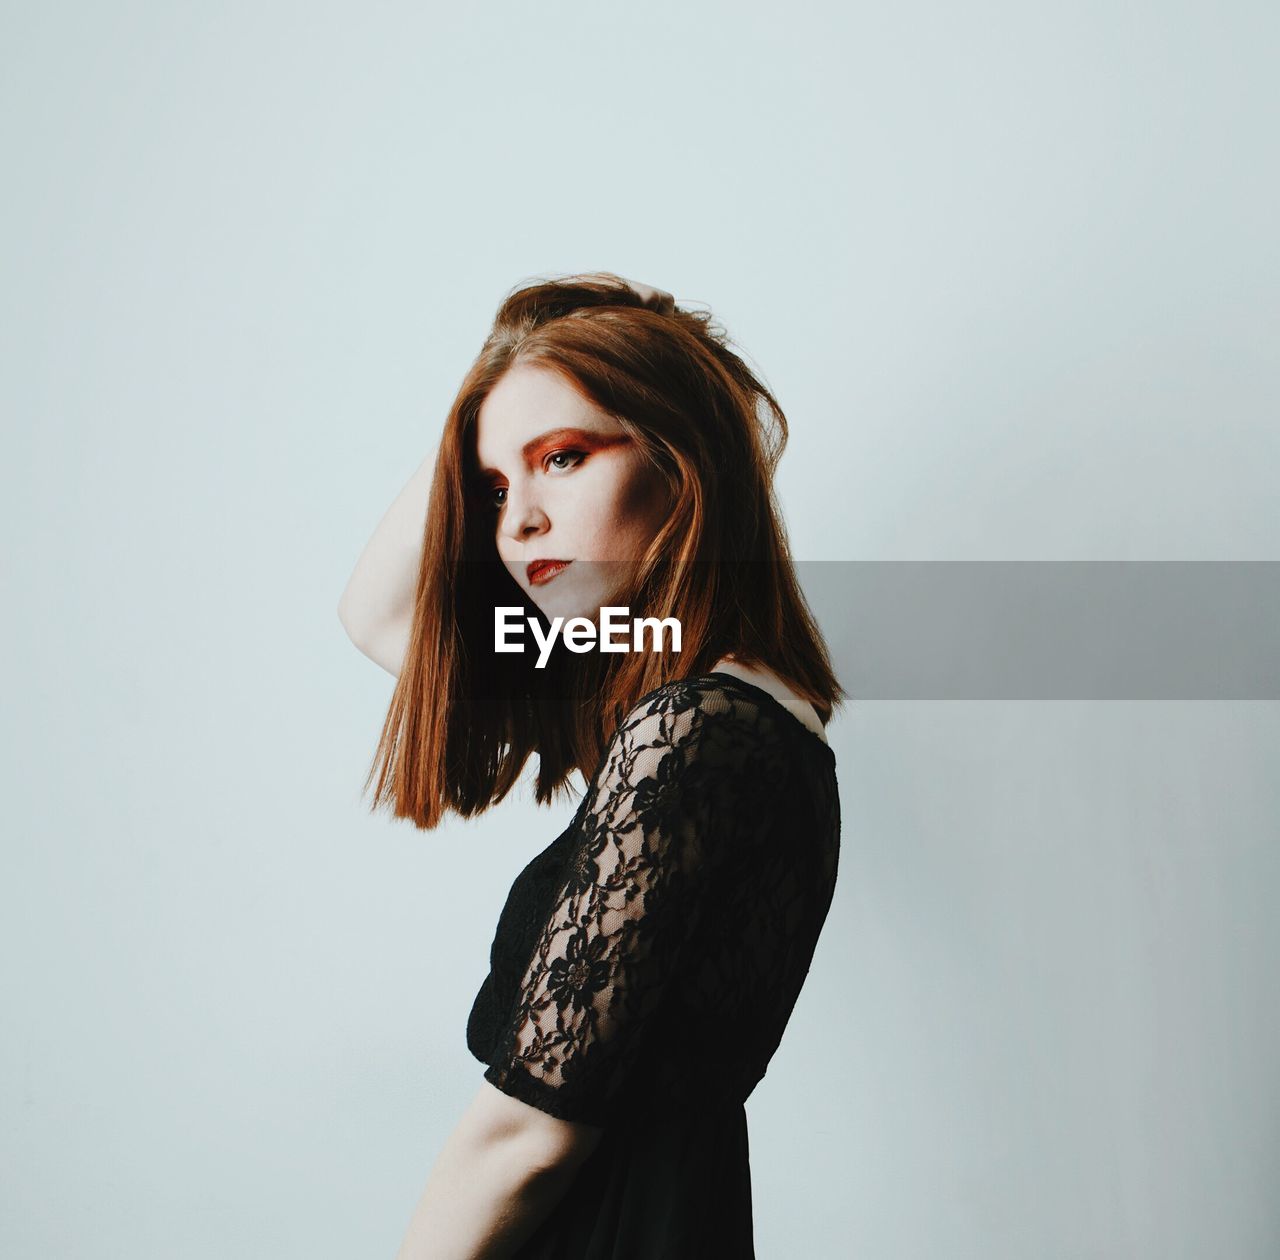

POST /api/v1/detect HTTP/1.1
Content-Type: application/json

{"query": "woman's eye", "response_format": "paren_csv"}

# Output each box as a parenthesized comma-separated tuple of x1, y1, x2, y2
(479, 451, 585, 514)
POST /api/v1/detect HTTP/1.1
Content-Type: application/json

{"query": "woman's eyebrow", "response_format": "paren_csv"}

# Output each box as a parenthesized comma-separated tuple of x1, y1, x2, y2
(476, 426, 623, 477)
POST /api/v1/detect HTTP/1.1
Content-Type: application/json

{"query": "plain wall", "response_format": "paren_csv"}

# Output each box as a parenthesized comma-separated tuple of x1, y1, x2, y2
(2, 2, 1277, 1256)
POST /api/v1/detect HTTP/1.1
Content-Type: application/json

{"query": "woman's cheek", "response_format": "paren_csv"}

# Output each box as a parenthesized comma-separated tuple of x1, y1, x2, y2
(610, 460, 655, 517)
(620, 467, 670, 543)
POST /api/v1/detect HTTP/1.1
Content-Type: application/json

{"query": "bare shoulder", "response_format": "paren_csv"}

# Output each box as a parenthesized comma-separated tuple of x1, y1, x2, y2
(708, 658, 828, 744)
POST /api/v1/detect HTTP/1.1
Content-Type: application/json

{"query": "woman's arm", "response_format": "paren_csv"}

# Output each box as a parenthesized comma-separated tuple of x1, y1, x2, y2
(337, 451, 435, 677)
(394, 1082, 602, 1259)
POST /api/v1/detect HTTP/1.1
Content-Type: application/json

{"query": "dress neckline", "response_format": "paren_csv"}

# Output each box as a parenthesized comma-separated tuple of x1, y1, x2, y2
(703, 671, 836, 761)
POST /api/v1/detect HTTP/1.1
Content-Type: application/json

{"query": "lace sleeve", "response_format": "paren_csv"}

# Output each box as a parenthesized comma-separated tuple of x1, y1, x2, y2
(482, 688, 741, 1127)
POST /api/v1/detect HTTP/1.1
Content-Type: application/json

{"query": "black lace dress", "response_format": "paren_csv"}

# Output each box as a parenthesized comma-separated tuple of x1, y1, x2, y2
(465, 671, 841, 1257)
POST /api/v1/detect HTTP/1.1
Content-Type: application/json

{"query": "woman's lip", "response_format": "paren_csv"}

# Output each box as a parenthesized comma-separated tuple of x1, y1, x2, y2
(527, 559, 571, 585)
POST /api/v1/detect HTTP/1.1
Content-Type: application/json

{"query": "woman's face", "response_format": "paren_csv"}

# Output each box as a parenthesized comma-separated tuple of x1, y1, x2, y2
(473, 362, 673, 623)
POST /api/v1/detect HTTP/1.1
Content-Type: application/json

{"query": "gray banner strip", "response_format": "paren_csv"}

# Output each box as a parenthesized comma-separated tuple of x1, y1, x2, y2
(798, 562, 1280, 699)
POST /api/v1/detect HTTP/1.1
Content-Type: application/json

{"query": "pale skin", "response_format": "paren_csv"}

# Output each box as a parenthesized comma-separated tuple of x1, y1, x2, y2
(339, 278, 826, 1259)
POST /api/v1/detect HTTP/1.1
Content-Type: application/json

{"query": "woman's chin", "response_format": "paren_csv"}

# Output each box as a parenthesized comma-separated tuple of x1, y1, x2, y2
(529, 588, 599, 625)
(528, 567, 633, 625)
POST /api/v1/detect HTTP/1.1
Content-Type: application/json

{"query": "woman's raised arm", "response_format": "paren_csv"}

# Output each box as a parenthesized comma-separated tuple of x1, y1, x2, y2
(336, 450, 434, 677)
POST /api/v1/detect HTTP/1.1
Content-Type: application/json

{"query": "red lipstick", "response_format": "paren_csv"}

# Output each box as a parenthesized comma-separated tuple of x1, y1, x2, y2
(527, 559, 571, 585)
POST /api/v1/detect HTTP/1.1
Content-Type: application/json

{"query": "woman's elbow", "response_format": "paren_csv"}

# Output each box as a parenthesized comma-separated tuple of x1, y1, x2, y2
(340, 613, 407, 678)
(336, 587, 362, 638)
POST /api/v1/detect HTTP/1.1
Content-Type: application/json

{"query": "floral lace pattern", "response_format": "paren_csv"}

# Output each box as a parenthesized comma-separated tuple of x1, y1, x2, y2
(474, 674, 840, 1128)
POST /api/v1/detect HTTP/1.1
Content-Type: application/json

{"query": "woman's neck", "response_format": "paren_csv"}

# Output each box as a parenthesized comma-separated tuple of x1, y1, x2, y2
(707, 657, 827, 743)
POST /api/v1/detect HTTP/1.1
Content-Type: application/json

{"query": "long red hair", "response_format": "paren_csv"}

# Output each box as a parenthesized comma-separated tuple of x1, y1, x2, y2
(362, 273, 844, 829)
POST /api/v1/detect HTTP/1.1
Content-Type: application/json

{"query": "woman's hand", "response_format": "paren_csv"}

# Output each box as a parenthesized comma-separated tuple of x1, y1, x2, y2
(569, 271, 675, 315)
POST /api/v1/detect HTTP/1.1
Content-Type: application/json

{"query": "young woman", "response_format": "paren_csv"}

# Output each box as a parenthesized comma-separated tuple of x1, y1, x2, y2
(339, 273, 844, 1258)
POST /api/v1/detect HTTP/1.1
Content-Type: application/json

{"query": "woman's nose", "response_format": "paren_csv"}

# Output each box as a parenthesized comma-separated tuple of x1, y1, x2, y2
(499, 486, 549, 541)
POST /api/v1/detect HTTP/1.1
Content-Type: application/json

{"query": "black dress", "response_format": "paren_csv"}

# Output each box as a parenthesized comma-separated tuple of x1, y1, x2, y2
(465, 671, 841, 1257)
